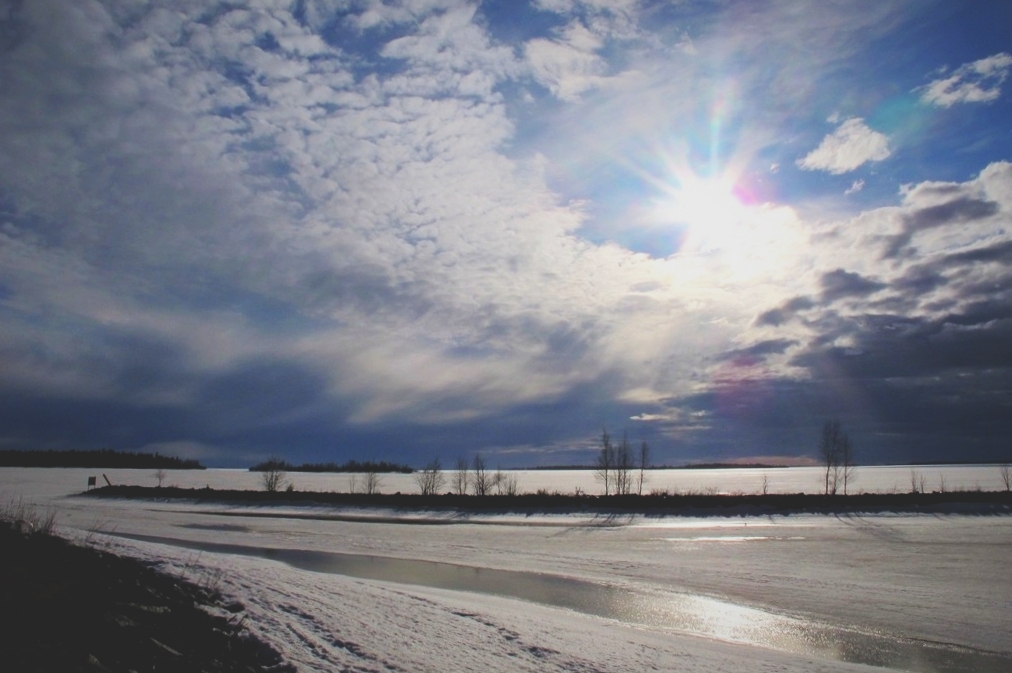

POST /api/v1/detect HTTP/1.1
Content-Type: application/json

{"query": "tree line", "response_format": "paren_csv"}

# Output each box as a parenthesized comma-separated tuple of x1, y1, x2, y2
(248, 459, 412, 474)
(0, 449, 204, 470)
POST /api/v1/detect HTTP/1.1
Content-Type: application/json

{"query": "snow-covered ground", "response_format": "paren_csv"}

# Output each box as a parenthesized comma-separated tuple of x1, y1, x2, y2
(3, 468, 1010, 672)
(10, 464, 1006, 496)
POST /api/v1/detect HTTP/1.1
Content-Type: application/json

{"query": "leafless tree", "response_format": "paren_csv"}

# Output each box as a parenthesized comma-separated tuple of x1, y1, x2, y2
(363, 470, 382, 494)
(495, 469, 520, 496)
(470, 453, 493, 496)
(819, 421, 846, 495)
(452, 456, 469, 495)
(154, 468, 167, 488)
(909, 469, 927, 494)
(637, 441, 649, 495)
(840, 433, 856, 495)
(759, 471, 770, 496)
(415, 458, 445, 496)
(1000, 463, 1011, 492)
(260, 458, 287, 493)
(595, 428, 615, 495)
(614, 432, 634, 495)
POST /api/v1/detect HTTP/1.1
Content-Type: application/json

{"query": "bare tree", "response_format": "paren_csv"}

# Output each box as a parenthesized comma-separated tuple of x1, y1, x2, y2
(363, 470, 382, 495)
(470, 453, 493, 496)
(759, 471, 770, 496)
(415, 458, 445, 496)
(154, 468, 167, 488)
(260, 457, 287, 493)
(840, 433, 856, 495)
(1000, 463, 1011, 492)
(819, 421, 845, 495)
(452, 456, 469, 495)
(909, 469, 927, 494)
(637, 441, 649, 495)
(595, 428, 615, 495)
(614, 431, 634, 495)
(495, 469, 520, 496)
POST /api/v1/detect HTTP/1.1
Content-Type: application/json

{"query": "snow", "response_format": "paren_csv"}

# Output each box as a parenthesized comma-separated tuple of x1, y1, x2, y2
(3, 467, 1011, 672)
(9, 464, 1006, 496)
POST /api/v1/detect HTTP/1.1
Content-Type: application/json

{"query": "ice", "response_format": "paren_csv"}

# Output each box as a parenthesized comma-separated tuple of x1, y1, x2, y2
(3, 467, 1010, 672)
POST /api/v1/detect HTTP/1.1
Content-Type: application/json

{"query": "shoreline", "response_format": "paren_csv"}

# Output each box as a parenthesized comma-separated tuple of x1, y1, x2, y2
(0, 519, 292, 672)
(85, 484, 1012, 516)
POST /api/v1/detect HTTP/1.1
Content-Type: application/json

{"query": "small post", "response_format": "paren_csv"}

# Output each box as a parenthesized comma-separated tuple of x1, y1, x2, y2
(102, 473, 112, 487)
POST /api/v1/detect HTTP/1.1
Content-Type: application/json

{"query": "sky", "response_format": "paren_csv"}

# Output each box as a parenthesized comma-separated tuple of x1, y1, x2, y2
(1, 0, 1011, 468)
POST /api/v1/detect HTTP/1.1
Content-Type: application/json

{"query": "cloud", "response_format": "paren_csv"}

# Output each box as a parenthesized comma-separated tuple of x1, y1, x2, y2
(797, 118, 891, 174)
(883, 190, 1001, 259)
(845, 179, 864, 195)
(0, 2, 1010, 465)
(918, 52, 1012, 107)
(523, 18, 643, 101)
(754, 297, 815, 327)
(819, 269, 885, 301)
(716, 339, 798, 362)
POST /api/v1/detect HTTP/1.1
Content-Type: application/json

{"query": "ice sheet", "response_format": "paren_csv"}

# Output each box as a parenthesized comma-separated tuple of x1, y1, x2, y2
(4, 467, 1010, 672)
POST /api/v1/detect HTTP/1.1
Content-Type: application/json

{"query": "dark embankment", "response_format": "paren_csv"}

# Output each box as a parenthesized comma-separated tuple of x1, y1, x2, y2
(0, 520, 291, 672)
(85, 485, 1012, 516)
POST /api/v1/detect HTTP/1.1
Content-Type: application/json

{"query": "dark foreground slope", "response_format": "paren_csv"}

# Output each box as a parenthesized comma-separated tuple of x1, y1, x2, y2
(0, 521, 291, 672)
(86, 485, 1012, 516)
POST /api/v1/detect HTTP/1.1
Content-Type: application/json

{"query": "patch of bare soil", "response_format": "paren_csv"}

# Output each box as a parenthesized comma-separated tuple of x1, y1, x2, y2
(0, 522, 292, 672)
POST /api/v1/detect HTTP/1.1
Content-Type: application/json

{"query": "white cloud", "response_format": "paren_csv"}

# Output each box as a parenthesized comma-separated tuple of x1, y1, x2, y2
(845, 179, 865, 195)
(524, 22, 613, 101)
(797, 118, 891, 174)
(918, 52, 1012, 107)
(1, 1, 1008, 457)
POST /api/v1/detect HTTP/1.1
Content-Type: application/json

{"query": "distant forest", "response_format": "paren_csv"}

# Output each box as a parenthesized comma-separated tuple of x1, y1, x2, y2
(527, 462, 790, 470)
(0, 449, 205, 469)
(249, 459, 413, 474)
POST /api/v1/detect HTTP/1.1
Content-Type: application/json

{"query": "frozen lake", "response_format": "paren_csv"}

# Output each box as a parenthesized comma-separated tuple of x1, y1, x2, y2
(3, 466, 1011, 673)
(2, 463, 1006, 499)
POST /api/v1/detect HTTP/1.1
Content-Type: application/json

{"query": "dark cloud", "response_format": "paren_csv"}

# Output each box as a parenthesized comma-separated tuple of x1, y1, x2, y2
(943, 239, 1012, 265)
(717, 338, 798, 362)
(891, 265, 948, 295)
(905, 197, 999, 230)
(885, 196, 999, 258)
(754, 296, 814, 326)
(196, 360, 330, 432)
(820, 269, 885, 301)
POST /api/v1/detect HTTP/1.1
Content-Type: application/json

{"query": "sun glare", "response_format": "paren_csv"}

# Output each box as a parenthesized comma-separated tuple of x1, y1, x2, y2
(657, 173, 749, 253)
(647, 167, 804, 283)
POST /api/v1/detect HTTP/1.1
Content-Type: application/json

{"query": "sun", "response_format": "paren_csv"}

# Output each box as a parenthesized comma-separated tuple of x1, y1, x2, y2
(644, 165, 805, 283)
(669, 175, 746, 247)
(653, 172, 750, 254)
